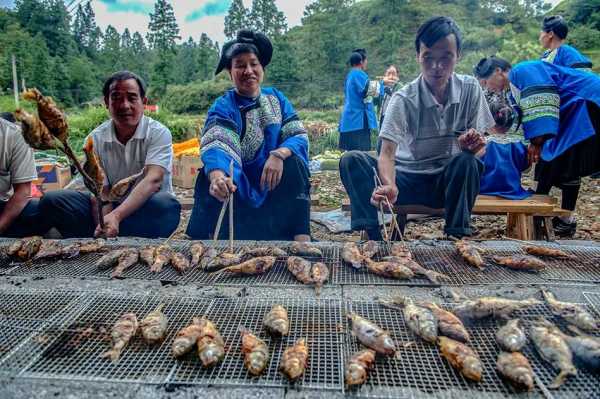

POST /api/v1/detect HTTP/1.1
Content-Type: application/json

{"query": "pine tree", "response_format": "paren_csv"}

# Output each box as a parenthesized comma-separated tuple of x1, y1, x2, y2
(249, 0, 287, 36)
(102, 25, 122, 72)
(197, 33, 219, 80)
(224, 0, 249, 40)
(72, 4, 86, 52)
(121, 28, 132, 50)
(147, 0, 181, 97)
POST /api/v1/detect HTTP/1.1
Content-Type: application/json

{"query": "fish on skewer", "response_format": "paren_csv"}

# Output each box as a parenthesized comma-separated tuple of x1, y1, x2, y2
(264, 304, 289, 336)
(529, 318, 577, 389)
(280, 338, 309, 381)
(492, 255, 546, 272)
(345, 349, 376, 387)
(290, 242, 322, 257)
(287, 256, 313, 284)
(342, 242, 364, 269)
(196, 317, 225, 367)
(383, 256, 450, 284)
(32, 240, 64, 261)
(16, 236, 43, 261)
(453, 296, 541, 321)
(171, 252, 191, 274)
(172, 318, 203, 358)
(240, 327, 270, 376)
(95, 248, 125, 270)
(455, 239, 485, 270)
(213, 256, 276, 276)
(14, 109, 55, 150)
(102, 312, 138, 363)
(365, 258, 414, 280)
(199, 247, 220, 271)
(111, 248, 139, 278)
(82, 136, 105, 194)
(140, 304, 168, 345)
(204, 251, 244, 272)
(77, 238, 106, 254)
(361, 240, 380, 259)
(542, 290, 598, 332)
(348, 313, 396, 355)
(139, 246, 155, 266)
(106, 171, 144, 202)
(524, 245, 576, 260)
(380, 296, 438, 343)
(496, 319, 527, 352)
(150, 244, 173, 273)
(496, 352, 535, 391)
(311, 262, 329, 296)
(438, 336, 483, 382)
(22, 88, 68, 143)
(418, 302, 469, 343)
(189, 242, 205, 268)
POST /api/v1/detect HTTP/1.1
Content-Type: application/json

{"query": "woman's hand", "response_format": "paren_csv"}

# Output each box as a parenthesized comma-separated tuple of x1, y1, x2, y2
(209, 170, 236, 202)
(527, 143, 542, 164)
(261, 154, 284, 191)
(458, 129, 486, 154)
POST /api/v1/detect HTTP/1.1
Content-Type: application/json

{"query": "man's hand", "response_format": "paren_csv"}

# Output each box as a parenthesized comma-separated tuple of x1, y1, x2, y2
(371, 184, 398, 208)
(95, 211, 120, 238)
(458, 129, 486, 154)
(209, 170, 236, 202)
(261, 154, 284, 191)
(528, 143, 542, 164)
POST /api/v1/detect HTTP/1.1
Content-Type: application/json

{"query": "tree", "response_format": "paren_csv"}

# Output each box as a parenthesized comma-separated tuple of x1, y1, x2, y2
(130, 31, 149, 81)
(173, 37, 198, 84)
(147, 0, 181, 97)
(72, 2, 100, 58)
(224, 0, 249, 40)
(249, 0, 287, 36)
(197, 33, 219, 81)
(102, 25, 122, 72)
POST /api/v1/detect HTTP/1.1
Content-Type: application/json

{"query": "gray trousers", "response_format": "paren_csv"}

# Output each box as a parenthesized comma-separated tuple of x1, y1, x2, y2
(339, 151, 484, 237)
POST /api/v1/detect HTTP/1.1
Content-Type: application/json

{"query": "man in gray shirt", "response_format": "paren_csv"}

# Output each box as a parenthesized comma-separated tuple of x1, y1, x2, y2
(39, 71, 181, 238)
(340, 16, 494, 239)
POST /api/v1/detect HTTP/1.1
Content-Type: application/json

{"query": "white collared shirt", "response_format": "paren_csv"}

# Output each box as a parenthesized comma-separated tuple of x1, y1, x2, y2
(89, 115, 173, 194)
(0, 119, 37, 201)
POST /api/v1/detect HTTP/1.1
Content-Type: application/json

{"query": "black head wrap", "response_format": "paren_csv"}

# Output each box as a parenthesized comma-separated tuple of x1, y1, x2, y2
(473, 56, 511, 79)
(542, 15, 568, 39)
(215, 29, 273, 75)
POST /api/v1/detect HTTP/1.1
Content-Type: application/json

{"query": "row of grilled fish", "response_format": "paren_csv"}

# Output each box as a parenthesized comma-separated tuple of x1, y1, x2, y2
(4, 237, 106, 262)
(286, 256, 329, 296)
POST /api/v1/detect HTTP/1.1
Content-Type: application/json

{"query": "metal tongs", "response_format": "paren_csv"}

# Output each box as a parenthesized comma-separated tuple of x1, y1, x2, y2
(372, 167, 404, 243)
(213, 160, 235, 252)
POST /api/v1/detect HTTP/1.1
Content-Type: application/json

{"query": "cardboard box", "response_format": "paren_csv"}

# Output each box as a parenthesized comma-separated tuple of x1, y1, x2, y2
(172, 154, 203, 189)
(34, 163, 71, 192)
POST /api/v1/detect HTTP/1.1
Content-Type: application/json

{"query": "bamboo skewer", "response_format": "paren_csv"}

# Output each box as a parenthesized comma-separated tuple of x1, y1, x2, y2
(372, 167, 404, 243)
(228, 160, 234, 252)
(373, 174, 389, 242)
(213, 195, 230, 242)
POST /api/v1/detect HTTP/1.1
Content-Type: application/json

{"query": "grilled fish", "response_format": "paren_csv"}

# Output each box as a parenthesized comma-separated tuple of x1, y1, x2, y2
(280, 338, 309, 381)
(196, 317, 225, 367)
(454, 296, 541, 321)
(311, 262, 329, 296)
(348, 313, 396, 355)
(390, 242, 412, 258)
(365, 258, 414, 280)
(107, 171, 143, 202)
(95, 249, 124, 270)
(438, 336, 482, 382)
(77, 238, 106, 254)
(342, 242, 364, 269)
(496, 352, 535, 391)
(524, 245, 575, 260)
(150, 244, 173, 273)
(189, 242, 205, 268)
(383, 256, 450, 284)
(111, 248, 139, 278)
(381, 296, 437, 344)
(204, 251, 243, 272)
(240, 327, 270, 376)
(345, 349, 376, 387)
(22, 88, 68, 143)
(530, 318, 577, 388)
(60, 243, 80, 259)
(7, 239, 24, 257)
(102, 312, 138, 363)
(496, 319, 527, 352)
(542, 290, 598, 332)
(455, 239, 485, 269)
(287, 256, 314, 284)
(82, 136, 105, 194)
(200, 247, 219, 270)
(558, 326, 600, 371)
(419, 302, 469, 343)
(17, 236, 43, 261)
(492, 255, 546, 272)
(32, 240, 63, 261)
(215, 256, 276, 276)
(139, 246, 155, 266)
(290, 242, 322, 257)
(14, 108, 55, 150)
(264, 304, 289, 336)
(241, 246, 287, 260)
(140, 304, 168, 344)
(172, 318, 203, 357)
(171, 252, 191, 274)
(361, 240, 380, 259)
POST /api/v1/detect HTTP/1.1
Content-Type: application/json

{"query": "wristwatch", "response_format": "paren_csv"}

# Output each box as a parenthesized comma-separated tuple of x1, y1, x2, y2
(269, 149, 285, 160)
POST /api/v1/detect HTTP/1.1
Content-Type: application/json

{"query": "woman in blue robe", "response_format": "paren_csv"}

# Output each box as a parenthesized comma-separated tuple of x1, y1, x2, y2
(338, 49, 381, 151)
(186, 30, 310, 241)
(475, 57, 600, 236)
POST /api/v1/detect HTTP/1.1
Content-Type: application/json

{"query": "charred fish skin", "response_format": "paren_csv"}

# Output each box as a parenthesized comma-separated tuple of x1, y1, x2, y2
(383, 256, 450, 284)
(345, 349, 376, 387)
(496, 319, 527, 352)
(342, 242, 364, 269)
(311, 262, 329, 296)
(455, 240, 485, 269)
(496, 352, 535, 391)
(280, 338, 309, 381)
(171, 252, 191, 274)
(286, 256, 314, 284)
(17, 236, 43, 261)
(150, 245, 173, 273)
(217, 256, 276, 276)
(390, 296, 437, 344)
(290, 242, 323, 257)
(453, 296, 541, 321)
(200, 247, 219, 270)
(205, 251, 244, 272)
(492, 255, 546, 272)
(542, 290, 598, 332)
(240, 328, 270, 376)
(172, 318, 204, 358)
(7, 239, 24, 257)
(102, 313, 139, 363)
(139, 246, 156, 266)
(196, 318, 225, 367)
(189, 242, 205, 268)
(361, 240, 380, 259)
(78, 238, 106, 254)
(32, 240, 63, 261)
(111, 248, 139, 279)
(419, 302, 470, 343)
(140, 304, 168, 345)
(365, 258, 414, 280)
(264, 304, 290, 336)
(348, 313, 396, 355)
(241, 246, 287, 260)
(438, 336, 483, 382)
(524, 245, 575, 259)
(95, 249, 124, 271)
(529, 319, 577, 389)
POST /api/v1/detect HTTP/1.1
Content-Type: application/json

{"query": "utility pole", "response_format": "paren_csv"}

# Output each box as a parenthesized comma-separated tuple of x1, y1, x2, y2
(21, 77, 26, 92)
(11, 54, 19, 108)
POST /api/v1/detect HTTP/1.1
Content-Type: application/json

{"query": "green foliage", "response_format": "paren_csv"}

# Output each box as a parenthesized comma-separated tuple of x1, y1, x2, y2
(568, 25, 600, 49)
(297, 108, 341, 124)
(249, 0, 288, 36)
(161, 78, 233, 114)
(224, 0, 250, 40)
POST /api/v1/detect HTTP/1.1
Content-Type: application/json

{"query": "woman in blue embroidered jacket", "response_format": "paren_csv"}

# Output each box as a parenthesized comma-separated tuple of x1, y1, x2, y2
(186, 30, 310, 241)
(475, 57, 600, 236)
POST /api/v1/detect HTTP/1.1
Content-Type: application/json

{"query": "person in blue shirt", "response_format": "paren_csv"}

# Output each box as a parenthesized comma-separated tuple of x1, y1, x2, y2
(475, 57, 600, 237)
(186, 30, 311, 241)
(338, 49, 384, 151)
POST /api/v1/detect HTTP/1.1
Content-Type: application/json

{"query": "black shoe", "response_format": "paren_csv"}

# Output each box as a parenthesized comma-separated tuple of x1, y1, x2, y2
(552, 217, 576, 238)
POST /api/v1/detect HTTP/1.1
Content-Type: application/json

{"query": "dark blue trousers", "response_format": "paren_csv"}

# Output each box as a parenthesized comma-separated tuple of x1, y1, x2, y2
(38, 190, 181, 238)
(0, 199, 50, 237)
(339, 151, 484, 237)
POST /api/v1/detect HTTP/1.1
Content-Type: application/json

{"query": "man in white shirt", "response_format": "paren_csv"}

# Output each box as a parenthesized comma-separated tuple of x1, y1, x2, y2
(0, 114, 48, 237)
(39, 71, 181, 238)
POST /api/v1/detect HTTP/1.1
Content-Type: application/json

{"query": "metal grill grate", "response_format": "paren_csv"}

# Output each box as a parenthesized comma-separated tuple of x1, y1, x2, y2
(345, 300, 600, 398)
(11, 293, 212, 384)
(169, 297, 344, 390)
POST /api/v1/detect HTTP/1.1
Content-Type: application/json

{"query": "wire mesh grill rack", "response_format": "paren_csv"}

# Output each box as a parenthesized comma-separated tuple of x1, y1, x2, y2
(10, 293, 212, 384)
(169, 296, 344, 391)
(344, 299, 600, 399)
